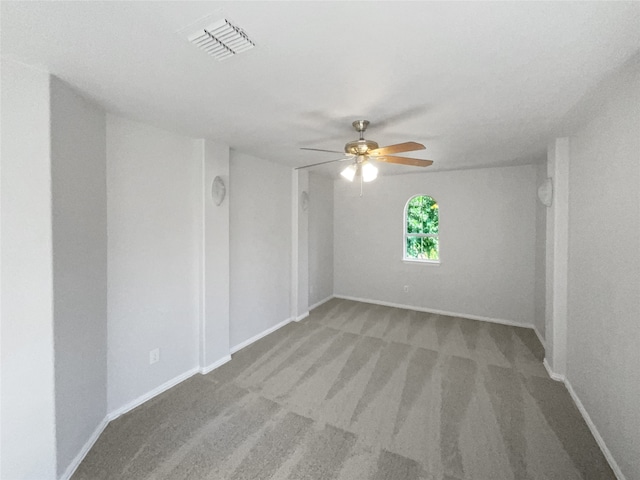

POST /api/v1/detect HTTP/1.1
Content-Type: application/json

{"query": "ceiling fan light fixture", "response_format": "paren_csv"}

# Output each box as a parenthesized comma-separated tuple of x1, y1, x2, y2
(340, 163, 358, 182)
(361, 161, 378, 182)
(340, 160, 378, 182)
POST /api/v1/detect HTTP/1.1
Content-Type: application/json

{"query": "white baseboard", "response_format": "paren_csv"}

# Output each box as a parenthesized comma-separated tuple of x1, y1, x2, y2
(543, 358, 565, 382)
(295, 312, 309, 322)
(334, 295, 624, 478)
(533, 326, 546, 349)
(333, 294, 535, 330)
(308, 295, 334, 312)
(107, 367, 199, 421)
(199, 354, 232, 375)
(59, 417, 109, 480)
(65, 356, 233, 479)
(543, 361, 626, 480)
(563, 379, 626, 480)
(230, 317, 292, 354)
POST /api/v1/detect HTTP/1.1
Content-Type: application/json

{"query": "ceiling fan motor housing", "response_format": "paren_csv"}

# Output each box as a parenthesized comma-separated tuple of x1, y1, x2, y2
(345, 119, 379, 154)
(345, 139, 379, 155)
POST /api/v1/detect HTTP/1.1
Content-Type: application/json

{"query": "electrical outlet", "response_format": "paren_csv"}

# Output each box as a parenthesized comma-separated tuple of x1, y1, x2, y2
(149, 348, 160, 365)
(403, 285, 410, 293)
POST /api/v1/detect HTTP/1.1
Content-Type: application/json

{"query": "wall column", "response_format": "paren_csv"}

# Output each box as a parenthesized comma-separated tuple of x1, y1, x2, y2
(1, 59, 57, 480)
(291, 169, 309, 321)
(545, 137, 570, 378)
(199, 140, 231, 372)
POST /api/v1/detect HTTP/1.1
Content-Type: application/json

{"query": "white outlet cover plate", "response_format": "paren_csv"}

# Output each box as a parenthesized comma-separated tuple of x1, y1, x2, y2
(149, 348, 160, 364)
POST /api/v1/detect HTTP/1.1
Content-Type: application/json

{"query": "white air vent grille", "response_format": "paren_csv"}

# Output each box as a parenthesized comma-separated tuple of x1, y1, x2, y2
(189, 19, 255, 61)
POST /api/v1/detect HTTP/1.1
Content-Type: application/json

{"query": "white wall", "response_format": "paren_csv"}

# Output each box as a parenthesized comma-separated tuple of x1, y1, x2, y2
(106, 115, 200, 413)
(292, 170, 309, 319)
(50, 77, 107, 477)
(198, 139, 231, 371)
(533, 162, 547, 340)
(1, 66, 298, 477)
(308, 173, 334, 307)
(229, 152, 292, 348)
(564, 54, 640, 480)
(334, 165, 538, 325)
(0, 60, 57, 480)
(544, 147, 557, 367)
(545, 138, 570, 376)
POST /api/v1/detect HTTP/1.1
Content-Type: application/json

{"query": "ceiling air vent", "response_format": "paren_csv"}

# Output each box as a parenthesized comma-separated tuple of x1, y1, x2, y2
(188, 19, 255, 61)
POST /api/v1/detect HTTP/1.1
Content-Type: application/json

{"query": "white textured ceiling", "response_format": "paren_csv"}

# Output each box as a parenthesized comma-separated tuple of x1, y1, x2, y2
(2, 1, 639, 174)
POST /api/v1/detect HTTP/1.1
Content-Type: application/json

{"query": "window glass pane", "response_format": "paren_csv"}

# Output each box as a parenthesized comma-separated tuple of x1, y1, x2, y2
(406, 195, 438, 234)
(406, 236, 439, 260)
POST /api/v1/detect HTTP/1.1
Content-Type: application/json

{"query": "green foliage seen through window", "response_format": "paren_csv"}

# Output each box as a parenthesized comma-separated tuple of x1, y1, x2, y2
(405, 195, 439, 260)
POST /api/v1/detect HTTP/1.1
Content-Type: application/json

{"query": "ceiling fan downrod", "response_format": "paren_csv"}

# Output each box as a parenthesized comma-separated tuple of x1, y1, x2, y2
(346, 120, 378, 155)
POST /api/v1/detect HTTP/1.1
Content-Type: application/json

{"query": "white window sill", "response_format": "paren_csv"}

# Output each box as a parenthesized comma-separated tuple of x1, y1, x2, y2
(402, 259, 441, 266)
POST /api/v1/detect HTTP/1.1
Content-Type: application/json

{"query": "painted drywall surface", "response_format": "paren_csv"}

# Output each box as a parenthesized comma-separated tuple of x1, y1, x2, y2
(565, 55, 640, 479)
(545, 146, 556, 366)
(533, 162, 547, 340)
(334, 165, 537, 325)
(229, 152, 292, 347)
(106, 115, 200, 413)
(50, 78, 108, 476)
(294, 170, 309, 317)
(290, 171, 300, 319)
(308, 173, 334, 307)
(0, 60, 57, 479)
(546, 138, 570, 376)
(199, 139, 230, 369)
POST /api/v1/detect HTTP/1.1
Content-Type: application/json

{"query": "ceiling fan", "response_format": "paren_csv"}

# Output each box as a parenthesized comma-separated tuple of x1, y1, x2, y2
(296, 120, 433, 182)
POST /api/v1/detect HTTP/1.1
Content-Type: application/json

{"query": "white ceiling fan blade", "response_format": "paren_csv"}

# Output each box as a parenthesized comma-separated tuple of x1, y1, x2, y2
(300, 147, 345, 154)
(295, 156, 354, 170)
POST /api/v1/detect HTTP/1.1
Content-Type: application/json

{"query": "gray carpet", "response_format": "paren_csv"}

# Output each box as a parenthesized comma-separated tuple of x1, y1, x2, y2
(73, 299, 614, 480)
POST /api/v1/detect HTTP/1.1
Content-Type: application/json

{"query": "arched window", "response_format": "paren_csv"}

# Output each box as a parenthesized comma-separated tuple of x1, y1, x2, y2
(404, 195, 439, 262)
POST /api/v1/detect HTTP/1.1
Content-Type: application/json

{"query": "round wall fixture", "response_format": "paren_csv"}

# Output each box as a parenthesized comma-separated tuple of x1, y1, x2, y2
(301, 191, 309, 212)
(212, 176, 226, 206)
(537, 177, 553, 207)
